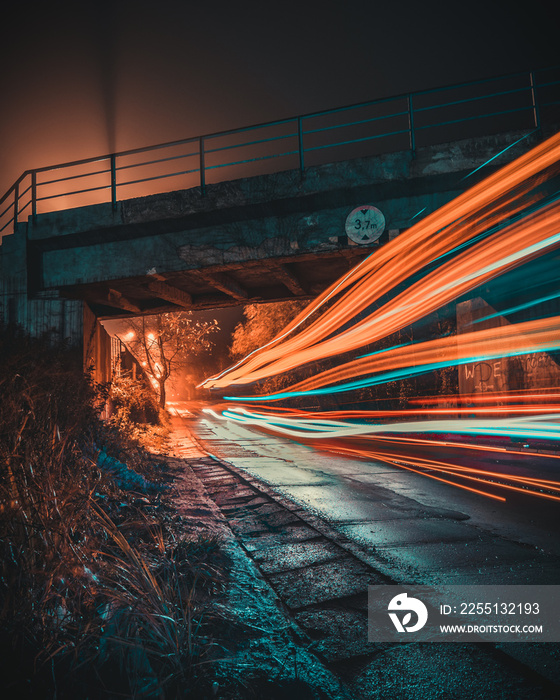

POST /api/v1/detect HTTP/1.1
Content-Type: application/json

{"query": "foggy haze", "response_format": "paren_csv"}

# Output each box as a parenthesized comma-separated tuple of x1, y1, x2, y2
(1, 0, 556, 217)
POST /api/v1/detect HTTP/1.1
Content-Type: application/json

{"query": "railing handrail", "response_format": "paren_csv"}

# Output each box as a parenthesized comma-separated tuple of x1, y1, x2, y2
(1, 64, 558, 228)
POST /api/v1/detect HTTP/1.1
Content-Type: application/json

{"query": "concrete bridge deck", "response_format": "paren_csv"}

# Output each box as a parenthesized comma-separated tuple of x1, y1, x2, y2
(1, 67, 559, 357)
(6, 128, 555, 322)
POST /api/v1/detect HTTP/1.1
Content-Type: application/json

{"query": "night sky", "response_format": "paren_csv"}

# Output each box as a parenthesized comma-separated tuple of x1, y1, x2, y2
(0, 0, 557, 204)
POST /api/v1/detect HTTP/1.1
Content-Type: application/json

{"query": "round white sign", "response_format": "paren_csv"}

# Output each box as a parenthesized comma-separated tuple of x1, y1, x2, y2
(345, 205, 385, 244)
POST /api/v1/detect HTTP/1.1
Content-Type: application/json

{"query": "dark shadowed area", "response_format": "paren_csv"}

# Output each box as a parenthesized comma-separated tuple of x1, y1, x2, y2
(2, 3, 560, 697)
(1, 0, 557, 226)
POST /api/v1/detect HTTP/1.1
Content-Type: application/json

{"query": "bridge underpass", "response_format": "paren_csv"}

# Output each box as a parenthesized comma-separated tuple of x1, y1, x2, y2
(1, 126, 558, 383)
(22, 126, 556, 313)
(1, 67, 559, 383)
(3, 70, 560, 698)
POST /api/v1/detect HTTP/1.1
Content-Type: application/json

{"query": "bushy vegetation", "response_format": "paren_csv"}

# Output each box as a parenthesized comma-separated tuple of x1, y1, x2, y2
(229, 301, 308, 361)
(0, 329, 228, 699)
(109, 373, 161, 426)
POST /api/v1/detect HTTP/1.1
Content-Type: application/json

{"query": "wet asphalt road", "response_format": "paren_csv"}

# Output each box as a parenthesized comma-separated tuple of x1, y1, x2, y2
(169, 405, 560, 696)
(187, 409, 560, 581)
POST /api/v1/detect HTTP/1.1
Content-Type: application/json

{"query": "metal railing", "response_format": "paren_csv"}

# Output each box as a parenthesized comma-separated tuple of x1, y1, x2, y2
(1, 65, 559, 239)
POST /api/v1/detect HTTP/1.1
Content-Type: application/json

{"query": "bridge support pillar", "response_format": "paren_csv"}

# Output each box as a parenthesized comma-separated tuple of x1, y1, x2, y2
(83, 303, 112, 387)
(457, 297, 560, 402)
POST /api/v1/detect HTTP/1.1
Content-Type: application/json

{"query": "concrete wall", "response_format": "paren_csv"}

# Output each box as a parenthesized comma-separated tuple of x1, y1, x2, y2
(25, 129, 545, 291)
(83, 303, 111, 385)
(0, 229, 82, 343)
(457, 297, 560, 396)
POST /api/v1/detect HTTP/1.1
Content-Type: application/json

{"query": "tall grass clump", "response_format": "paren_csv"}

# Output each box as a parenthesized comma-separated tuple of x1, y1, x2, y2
(0, 329, 227, 699)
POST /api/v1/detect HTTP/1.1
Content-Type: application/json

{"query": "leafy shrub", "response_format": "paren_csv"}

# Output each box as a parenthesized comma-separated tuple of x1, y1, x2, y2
(109, 373, 161, 425)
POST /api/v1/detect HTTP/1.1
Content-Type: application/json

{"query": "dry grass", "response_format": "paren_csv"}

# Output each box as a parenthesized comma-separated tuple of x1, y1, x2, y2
(0, 329, 228, 699)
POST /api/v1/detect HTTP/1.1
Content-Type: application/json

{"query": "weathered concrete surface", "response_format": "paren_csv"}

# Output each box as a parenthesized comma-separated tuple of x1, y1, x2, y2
(0, 225, 83, 342)
(2, 127, 550, 329)
(250, 540, 343, 573)
(457, 297, 560, 396)
(83, 303, 111, 384)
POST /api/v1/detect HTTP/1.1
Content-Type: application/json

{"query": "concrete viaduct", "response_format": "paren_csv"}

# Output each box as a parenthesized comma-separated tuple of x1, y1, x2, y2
(1, 68, 558, 382)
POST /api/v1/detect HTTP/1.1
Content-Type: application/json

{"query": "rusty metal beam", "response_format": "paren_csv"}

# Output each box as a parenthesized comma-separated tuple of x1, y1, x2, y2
(269, 262, 307, 296)
(147, 280, 192, 308)
(107, 288, 142, 314)
(146, 270, 167, 281)
(201, 272, 248, 300)
(339, 247, 370, 269)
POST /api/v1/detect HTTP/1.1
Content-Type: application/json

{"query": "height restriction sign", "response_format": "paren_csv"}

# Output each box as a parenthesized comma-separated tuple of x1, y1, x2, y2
(345, 205, 385, 244)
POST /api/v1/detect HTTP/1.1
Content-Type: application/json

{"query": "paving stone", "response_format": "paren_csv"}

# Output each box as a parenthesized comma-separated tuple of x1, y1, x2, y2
(191, 466, 225, 474)
(204, 484, 242, 495)
(250, 502, 285, 515)
(216, 492, 263, 507)
(242, 525, 322, 551)
(259, 509, 303, 528)
(221, 501, 284, 517)
(267, 557, 382, 609)
(205, 480, 256, 498)
(243, 496, 271, 507)
(198, 474, 239, 482)
(252, 540, 343, 573)
(228, 517, 273, 536)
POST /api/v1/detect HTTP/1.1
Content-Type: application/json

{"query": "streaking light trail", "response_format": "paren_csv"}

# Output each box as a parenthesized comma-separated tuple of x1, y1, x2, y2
(202, 132, 560, 390)
(225, 315, 560, 401)
(201, 131, 560, 502)
(204, 406, 560, 443)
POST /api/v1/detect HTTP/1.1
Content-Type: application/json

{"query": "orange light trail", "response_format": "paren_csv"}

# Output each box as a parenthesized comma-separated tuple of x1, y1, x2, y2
(312, 444, 560, 502)
(344, 432, 560, 463)
(230, 314, 560, 400)
(202, 404, 560, 502)
(201, 131, 560, 502)
(408, 390, 560, 405)
(381, 464, 507, 502)
(317, 443, 507, 502)
(202, 131, 560, 390)
(209, 199, 560, 396)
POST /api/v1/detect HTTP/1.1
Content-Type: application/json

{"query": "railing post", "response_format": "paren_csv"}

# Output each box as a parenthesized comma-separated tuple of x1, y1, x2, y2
(31, 171, 37, 223)
(297, 116, 305, 178)
(110, 154, 117, 211)
(529, 71, 541, 130)
(407, 95, 416, 158)
(199, 136, 206, 196)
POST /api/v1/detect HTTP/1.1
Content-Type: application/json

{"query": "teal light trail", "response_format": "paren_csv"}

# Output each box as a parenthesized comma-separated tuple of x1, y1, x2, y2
(460, 131, 536, 181)
(224, 343, 560, 403)
(472, 290, 560, 324)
